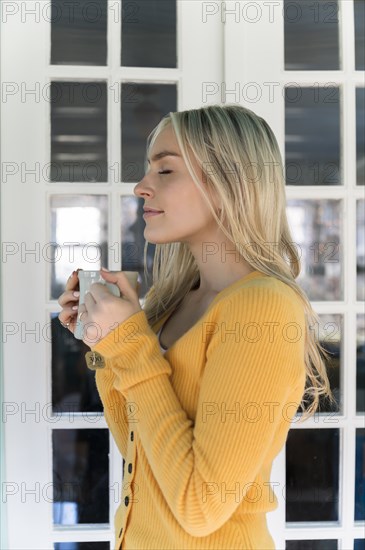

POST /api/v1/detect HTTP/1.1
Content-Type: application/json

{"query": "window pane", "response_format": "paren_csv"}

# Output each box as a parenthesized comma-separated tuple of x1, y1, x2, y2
(317, 314, 342, 413)
(121, 196, 155, 298)
(50, 82, 107, 182)
(121, 83, 177, 182)
(50, 195, 108, 299)
(355, 0, 365, 70)
(357, 314, 365, 413)
(51, 313, 103, 414)
(286, 429, 340, 522)
(286, 541, 338, 550)
(358, 200, 365, 300)
(53, 429, 109, 525)
(284, 0, 339, 70)
(286, 199, 342, 300)
(285, 86, 340, 185)
(51, 0, 107, 66)
(121, 0, 177, 68)
(355, 428, 365, 520)
(55, 543, 109, 550)
(354, 540, 365, 550)
(357, 89, 365, 186)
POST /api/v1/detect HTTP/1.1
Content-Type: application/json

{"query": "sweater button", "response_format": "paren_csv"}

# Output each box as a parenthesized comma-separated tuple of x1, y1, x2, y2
(124, 496, 129, 506)
(128, 463, 132, 474)
(130, 431, 134, 442)
(85, 351, 105, 370)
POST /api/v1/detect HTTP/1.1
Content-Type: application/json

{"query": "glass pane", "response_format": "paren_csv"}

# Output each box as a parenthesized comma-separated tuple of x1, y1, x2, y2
(355, 0, 365, 70)
(357, 89, 365, 185)
(316, 314, 342, 413)
(121, 196, 156, 298)
(55, 543, 109, 550)
(354, 541, 365, 550)
(286, 541, 338, 550)
(357, 314, 365, 413)
(284, 0, 339, 70)
(285, 86, 341, 185)
(286, 199, 342, 300)
(51, 313, 103, 414)
(121, 0, 177, 68)
(50, 82, 107, 182)
(358, 200, 365, 300)
(121, 83, 177, 182)
(51, 0, 107, 66)
(50, 195, 108, 300)
(355, 428, 365, 520)
(52, 429, 109, 525)
(286, 429, 340, 522)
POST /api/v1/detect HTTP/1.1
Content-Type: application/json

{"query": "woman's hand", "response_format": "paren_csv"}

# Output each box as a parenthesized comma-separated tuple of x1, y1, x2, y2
(57, 270, 80, 334)
(75, 269, 142, 348)
(58, 269, 142, 347)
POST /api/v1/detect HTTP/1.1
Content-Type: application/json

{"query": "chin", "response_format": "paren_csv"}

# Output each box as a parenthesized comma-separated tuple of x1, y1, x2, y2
(144, 234, 185, 246)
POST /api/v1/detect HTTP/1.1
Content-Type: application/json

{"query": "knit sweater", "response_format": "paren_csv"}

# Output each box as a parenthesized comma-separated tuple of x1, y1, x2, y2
(92, 270, 306, 550)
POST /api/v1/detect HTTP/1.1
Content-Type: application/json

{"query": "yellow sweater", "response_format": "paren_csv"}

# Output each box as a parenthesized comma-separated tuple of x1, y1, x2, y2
(92, 270, 306, 550)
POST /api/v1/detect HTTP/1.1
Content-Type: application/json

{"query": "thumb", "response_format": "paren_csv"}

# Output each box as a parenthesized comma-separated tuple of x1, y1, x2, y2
(100, 268, 137, 300)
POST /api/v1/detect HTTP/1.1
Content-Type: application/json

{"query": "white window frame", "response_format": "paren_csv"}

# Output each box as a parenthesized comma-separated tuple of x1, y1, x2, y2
(1, 1, 223, 547)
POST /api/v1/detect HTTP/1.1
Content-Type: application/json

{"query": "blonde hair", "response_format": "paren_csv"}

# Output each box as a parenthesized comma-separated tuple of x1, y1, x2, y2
(141, 104, 333, 418)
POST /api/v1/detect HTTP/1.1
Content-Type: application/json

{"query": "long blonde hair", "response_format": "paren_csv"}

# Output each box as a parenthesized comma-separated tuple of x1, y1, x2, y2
(141, 104, 333, 418)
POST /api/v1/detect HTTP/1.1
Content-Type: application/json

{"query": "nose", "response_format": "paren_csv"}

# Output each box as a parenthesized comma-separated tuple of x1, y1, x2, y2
(133, 174, 154, 198)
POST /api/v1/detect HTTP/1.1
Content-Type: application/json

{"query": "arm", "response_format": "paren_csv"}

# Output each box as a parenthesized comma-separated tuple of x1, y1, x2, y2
(92, 287, 306, 536)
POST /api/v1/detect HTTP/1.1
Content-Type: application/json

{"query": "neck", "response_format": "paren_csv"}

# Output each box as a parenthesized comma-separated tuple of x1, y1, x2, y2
(188, 233, 256, 296)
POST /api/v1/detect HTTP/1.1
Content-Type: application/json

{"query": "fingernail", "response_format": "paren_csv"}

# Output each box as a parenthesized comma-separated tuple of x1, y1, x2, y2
(101, 266, 110, 272)
(73, 291, 80, 297)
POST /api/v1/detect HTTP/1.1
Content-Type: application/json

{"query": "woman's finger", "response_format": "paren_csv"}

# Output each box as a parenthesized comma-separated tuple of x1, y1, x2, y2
(58, 289, 80, 308)
(65, 270, 80, 292)
(58, 270, 81, 331)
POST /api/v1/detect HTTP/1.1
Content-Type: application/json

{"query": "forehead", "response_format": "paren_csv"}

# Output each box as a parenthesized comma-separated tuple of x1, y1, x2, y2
(150, 125, 179, 152)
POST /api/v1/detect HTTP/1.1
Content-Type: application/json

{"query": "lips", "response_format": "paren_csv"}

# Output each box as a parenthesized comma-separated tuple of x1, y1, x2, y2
(143, 208, 164, 213)
(143, 210, 164, 218)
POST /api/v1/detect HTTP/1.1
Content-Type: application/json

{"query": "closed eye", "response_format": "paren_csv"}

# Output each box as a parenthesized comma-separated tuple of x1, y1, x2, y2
(159, 170, 172, 175)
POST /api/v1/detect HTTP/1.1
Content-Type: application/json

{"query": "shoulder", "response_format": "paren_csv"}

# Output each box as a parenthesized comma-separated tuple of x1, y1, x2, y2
(212, 273, 305, 326)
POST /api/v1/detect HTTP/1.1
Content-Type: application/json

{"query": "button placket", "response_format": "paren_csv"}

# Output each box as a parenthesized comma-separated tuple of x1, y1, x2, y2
(117, 429, 136, 549)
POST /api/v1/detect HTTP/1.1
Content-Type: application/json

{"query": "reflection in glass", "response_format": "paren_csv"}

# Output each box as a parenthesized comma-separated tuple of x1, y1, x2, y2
(284, 0, 339, 70)
(51, 313, 103, 414)
(285, 86, 340, 185)
(121, 196, 155, 298)
(357, 315, 365, 413)
(51, 0, 107, 66)
(357, 89, 365, 185)
(55, 543, 109, 550)
(121, 83, 177, 182)
(53, 429, 109, 525)
(316, 314, 342, 413)
(286, 429, 339, 522)
(358, 200, 365, 300)
(51, 82, 107, 182)
(355, 429, 365, 520)
(122, 0, 177, 68)
(286, 541, 337, 550)
(355, 0, 365, 70)
(286, 199, 342, 300)
(50, 195, 108, 299)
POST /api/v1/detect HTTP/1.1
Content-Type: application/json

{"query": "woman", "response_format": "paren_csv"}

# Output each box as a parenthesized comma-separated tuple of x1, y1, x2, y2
(58, 105, 332, 549)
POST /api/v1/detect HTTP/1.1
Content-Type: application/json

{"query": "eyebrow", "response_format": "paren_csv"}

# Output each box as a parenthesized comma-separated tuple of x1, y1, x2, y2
(147, 151, 181, 164)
